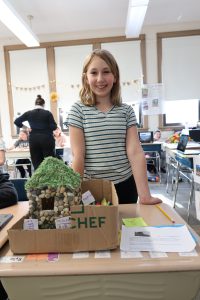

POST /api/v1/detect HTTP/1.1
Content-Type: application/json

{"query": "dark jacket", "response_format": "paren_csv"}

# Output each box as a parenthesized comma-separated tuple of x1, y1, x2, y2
(14, 108, 57, 135)
(0, 173, 18, 208)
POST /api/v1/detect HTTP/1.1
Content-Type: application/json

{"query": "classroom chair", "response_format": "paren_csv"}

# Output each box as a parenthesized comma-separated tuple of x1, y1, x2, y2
(10, 178, 28, 201)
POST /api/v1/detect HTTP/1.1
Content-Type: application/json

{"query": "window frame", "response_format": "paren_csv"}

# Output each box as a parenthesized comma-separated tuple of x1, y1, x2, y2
(157, 29, 200, 129)
(163, 99, 200, 127)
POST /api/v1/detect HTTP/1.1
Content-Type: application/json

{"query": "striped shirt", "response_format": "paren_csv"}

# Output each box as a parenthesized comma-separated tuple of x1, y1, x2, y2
(68, 102, 137, 184)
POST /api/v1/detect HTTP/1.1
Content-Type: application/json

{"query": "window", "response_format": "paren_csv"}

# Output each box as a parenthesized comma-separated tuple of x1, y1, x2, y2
(157, 30, 200, 129)
(8, 48, 50, 136)
(163, 99, 200, 127)
(55, 44, 93, 125)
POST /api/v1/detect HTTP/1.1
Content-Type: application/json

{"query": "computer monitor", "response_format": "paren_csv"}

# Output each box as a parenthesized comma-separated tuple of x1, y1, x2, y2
(138, 131, 153, 143)
(189, 129, 200, 143)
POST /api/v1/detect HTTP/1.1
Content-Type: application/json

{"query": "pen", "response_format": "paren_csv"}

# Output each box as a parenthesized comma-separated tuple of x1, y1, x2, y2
(156, 204, 175, 223)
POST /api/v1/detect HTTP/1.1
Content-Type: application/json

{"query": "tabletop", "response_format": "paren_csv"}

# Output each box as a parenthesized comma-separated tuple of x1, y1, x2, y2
(6, 149, 30, 160)
(0, 202, 29, 248)
(1, 203, 200, 277)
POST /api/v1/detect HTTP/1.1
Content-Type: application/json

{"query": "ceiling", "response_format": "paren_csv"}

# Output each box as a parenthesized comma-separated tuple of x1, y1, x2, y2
(0, 0, 200, 44)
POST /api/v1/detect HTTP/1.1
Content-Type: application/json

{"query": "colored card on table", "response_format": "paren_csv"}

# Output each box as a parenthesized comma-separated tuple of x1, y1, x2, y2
(122, 217, 148, 227)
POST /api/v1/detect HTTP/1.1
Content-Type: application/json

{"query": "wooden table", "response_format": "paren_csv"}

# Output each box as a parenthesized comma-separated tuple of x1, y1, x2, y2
(1, 203, 200, 300)
(0, 202, 29, 249)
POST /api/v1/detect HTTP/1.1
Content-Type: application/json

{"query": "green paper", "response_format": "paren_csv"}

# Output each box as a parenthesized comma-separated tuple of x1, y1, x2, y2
(122, 217, 148, 227)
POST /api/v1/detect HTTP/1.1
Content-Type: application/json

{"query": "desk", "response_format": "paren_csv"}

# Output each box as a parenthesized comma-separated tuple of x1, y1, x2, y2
(56, 147, 72, 164)
(1, 203, 200, 300)
(6, 150, 31, 178)
(165, 143, 200, 220)
(173, 150, 200, 219)
(141, 142, 163, 152)
(0, 202, 28, 249)
(6, 149, 30, 160)
(141, 142, 162, 181)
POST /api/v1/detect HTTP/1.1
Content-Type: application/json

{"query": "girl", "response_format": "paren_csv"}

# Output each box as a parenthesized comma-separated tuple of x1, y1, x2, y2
(8, 130, 32, 178)
(68, 49, 162, 205)
(53, 126, 67, 148)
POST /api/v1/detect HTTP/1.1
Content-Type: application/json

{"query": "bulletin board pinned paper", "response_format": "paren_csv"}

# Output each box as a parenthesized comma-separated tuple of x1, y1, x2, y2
(141, 83, 164, 116)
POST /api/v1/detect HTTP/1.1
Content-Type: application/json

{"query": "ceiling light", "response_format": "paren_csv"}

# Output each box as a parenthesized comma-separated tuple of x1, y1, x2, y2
(0, 0, 40, 47)
(125, 0, 149, 38)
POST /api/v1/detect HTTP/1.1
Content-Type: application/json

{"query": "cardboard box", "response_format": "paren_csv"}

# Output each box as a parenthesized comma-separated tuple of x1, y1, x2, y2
(8, 180, 119, 254)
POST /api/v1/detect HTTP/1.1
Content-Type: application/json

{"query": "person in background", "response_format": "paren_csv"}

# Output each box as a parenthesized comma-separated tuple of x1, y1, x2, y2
(154, 129, 166, 173)
(7, 130, 32, 178)
(53, 126, 67, 147)
(154, 129, 161, 141)
(14, 95, 57, 170)
(0, 138, 5, 168)
(68, 49, 162, 205)
(0, 138, 18, 208)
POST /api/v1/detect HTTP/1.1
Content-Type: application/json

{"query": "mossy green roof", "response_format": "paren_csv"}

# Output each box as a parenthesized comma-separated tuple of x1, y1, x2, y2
(25, 157, 81, 190)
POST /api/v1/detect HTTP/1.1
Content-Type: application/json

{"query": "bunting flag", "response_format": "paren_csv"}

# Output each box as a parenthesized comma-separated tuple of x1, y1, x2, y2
(10, 77, 142, 92)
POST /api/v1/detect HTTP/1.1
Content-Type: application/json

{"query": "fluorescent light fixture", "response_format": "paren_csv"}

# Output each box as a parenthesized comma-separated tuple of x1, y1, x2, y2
(125, 0, 149, 38)
(0, 0, 40, 47)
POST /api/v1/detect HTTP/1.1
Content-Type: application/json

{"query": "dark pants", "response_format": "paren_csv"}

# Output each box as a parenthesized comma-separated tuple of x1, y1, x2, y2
(29, 133, 55, 170)
(15, 158, 32, 178)
(114, 175, 138, 204)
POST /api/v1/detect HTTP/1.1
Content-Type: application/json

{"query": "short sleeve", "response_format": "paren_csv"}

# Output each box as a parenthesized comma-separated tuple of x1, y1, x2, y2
(67, 102, 84, 129)
(126, 104, 137, 128)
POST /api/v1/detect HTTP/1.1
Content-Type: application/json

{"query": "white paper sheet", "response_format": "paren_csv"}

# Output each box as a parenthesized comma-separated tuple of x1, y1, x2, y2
(120, 251, 143, 259)
(120, 225, 196, 252)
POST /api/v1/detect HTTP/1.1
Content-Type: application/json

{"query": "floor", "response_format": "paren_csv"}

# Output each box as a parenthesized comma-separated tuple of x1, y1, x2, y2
(149, 172, 200, 235)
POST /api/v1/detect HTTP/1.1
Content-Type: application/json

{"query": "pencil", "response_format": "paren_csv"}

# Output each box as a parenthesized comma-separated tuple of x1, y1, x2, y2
(156, 204, 175, 223)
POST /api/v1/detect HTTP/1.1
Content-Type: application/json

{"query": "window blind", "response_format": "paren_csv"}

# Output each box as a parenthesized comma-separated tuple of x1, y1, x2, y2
(162, 35, 200, 100)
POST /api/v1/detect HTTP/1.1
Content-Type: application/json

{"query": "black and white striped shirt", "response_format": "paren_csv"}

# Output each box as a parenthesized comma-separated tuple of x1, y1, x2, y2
(68, 102, 137, 184)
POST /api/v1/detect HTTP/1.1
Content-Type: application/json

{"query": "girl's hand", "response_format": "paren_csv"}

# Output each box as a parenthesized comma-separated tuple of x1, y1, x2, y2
(139, 196, 162, 205)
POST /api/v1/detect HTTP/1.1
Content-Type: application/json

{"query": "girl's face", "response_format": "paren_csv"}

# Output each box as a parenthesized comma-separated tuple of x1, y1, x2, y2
(86, 56, 116, 101)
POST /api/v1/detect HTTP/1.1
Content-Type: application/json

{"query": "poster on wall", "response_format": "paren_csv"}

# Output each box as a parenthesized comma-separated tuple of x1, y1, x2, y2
(141, 83, 164, 116)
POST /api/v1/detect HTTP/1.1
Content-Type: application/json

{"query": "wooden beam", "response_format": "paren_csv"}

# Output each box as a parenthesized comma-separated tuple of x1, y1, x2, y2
(46, 46, 58, 123)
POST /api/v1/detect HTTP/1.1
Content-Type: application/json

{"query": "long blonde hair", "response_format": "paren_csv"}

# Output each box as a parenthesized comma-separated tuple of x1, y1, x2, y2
(79, 49, 122, 106)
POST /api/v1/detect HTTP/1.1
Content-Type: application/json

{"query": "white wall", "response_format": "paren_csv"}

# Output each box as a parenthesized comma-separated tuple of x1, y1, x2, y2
(0, 45, 12, 145)
(1, 22, 200, 140)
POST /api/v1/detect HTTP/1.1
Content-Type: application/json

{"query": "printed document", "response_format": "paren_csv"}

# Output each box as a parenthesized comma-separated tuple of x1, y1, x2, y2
(120, 224, 196, 252)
